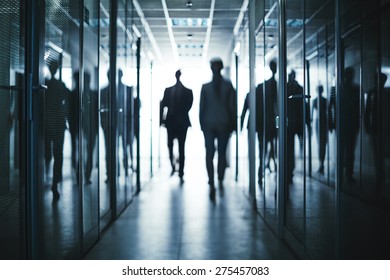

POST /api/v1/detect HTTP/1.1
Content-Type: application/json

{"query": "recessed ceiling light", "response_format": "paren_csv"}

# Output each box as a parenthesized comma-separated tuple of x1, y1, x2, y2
(186, 1, 193, 8)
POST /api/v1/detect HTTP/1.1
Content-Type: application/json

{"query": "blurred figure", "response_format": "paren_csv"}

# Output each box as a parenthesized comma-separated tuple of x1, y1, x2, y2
(83, 72, 98, 184)
(100, 70, 111, 183)
(286, 69, 308, 184)
(264, 60, 278, 172)
(312, 84, 328, 174)
(199, 58, 236, 188)
(160, 70, 193, 182)
(69, 72, 80, 180)
(364, 72, 387, 193)
(44, 59, 70, 200)
(340, 67, 360, 184)
(124, 85, 134, 173)
(240, 80, 264, 184)
(328, 85, 336, 134)
(130, 92, 140, 172)
(117, 69, 126, 176)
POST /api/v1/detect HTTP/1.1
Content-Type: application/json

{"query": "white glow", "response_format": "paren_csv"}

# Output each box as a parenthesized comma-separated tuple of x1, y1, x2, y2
(234, 42, 241, 55)
(381, 67, 390, 88)
(132, 24, 141, 38)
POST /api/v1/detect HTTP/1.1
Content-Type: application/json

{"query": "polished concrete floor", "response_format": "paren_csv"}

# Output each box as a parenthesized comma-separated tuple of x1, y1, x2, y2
(83, 158, 298, 260)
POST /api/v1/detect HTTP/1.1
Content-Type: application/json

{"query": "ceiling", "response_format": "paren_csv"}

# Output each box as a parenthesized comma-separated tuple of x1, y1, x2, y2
(133, 0, 245, 68)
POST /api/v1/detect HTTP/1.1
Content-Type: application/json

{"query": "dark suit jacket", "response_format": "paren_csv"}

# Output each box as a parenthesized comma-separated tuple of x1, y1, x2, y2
(240, 83, 264, 133)
(199, 77, 237, 133)
(160, 82, 193, 130)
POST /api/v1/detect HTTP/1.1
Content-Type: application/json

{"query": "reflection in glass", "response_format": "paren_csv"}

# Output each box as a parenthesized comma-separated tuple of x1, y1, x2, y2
(81, 1, 99, 240)
(44, 59, 70, 200)
(0, 0, 26, 259)
(39, 0, 81, 259)
(312, 84, 327, 175)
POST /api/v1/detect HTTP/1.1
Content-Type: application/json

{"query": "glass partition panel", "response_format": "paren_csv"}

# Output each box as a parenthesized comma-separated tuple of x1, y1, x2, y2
(38, 0, 81, 258)
(115, 0, 127, 213)
(0, 0, 26, 259)
(99, 0, 112, 228)
(304, 0, 336, 259)
(263, 0, 279, 232)
(82, 0, 99, 245)
(285, 0, 305, 242)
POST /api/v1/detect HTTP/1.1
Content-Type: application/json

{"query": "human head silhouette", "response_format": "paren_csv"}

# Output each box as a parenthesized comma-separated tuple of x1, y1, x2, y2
(48, 60, 59, 77)
(344, 67, 355, 83)
(118, 69, 123, 79)
(317, 84, 324, 96)
(288, 70, 296, 82)
(210, 57, 223, 76)
(269, 60, 277, 75)
(379, 72, 387, 88)
(175, 69, 182, 82)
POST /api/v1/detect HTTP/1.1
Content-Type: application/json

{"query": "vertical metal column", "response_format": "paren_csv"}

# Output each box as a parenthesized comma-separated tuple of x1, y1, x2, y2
(249, 0, 256, 203)
(110, 0, 118, 217)
(278, 0, 287, 237)
(136, 37, 141, 193)
(235, 53, 239, 181)
(150, 61, 153, 177)
(26, 0, 40, 259)
(335, 0, 341, 259)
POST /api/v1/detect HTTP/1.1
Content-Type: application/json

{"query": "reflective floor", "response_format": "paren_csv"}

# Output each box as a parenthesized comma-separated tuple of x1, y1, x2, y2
(84, 158, 297, 260)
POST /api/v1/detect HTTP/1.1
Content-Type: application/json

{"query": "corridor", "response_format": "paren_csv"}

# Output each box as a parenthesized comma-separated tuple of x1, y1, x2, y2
(84, 158, 297, 260)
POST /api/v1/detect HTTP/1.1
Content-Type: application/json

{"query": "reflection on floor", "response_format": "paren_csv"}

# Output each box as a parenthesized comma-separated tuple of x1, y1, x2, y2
(84, 159, 297, 260)
(42, 175, 80, 259)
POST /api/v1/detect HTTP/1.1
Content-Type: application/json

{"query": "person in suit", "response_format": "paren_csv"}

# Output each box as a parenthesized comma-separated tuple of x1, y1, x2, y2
(160, 69, 193, 182)
(264, 60, 278, 172)
(44, 59, 70, 200)
(199, 58, 236, 188)
(340, 67, 360, 184)
(100, 70, 111, 183)
(83, 71, 98, 184)
(364, 72, 387, 196)
(312, 84, 328, 174)
(240, 82, 264, 184)
(286, 69, 309, 185)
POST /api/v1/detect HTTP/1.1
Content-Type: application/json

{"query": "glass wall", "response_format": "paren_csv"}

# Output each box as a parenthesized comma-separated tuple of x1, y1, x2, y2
(0, 0, 26, 259)
(262, 0, 279, 232)
(99, 0, 112, 229)
(304, 0, 336, 259)
(0, 0, 149, 259)
(82, 0, 100, 249)
(115, 0, 128, 214)
(249, 0, 280, 233)
(282, 0, 336, 259)
(338, 0, 390, 259)
(37, 0, 81, 259)
(237, 0, 390, 259)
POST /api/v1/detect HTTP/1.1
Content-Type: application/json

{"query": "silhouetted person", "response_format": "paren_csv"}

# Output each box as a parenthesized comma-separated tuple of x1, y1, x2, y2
(340, 67, 359, 184)
(44, 60, 70, 199)
(160, 70, 193, 182)
(240, 82, 264, 184)
(100, 71, 111, 183)
(328, 85, 336, 133)
(264, 60, 278, 172)
(117, 69, 127, 176)
(131, 94, 140, 171)
(199, 58, 236, 187)
(286, 70, 308, 184)
(69, 72, 80, 179)
(83, 72, 98, 184)
(312, 84, 328, 174)
(364, 72, 387, 193)
(124, 85, 134, 173)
